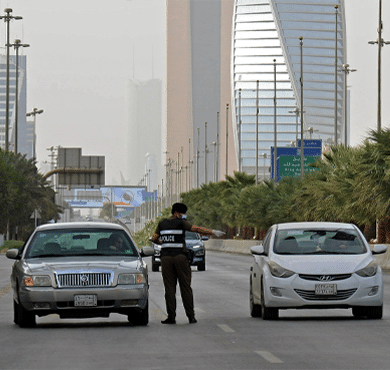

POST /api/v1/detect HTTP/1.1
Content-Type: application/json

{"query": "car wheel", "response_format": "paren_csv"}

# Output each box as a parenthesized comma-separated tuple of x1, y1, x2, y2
(13, 300, 19, 324)
(352, 307, 366, 318)
(261, 281, 278, 320)
(197, 261, 206, 271)
(250, 278, 262, 318)
(365, 305, 383, 320)
(128, 301, 149, 326)
(16, 300, 36, 328)
(152, 263, 160, 272)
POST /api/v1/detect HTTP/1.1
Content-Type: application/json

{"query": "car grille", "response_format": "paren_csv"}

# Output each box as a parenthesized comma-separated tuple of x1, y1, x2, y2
(56, 272, 113, 288)
(294, 288, 357, 301)
(299, 273, 352, 281)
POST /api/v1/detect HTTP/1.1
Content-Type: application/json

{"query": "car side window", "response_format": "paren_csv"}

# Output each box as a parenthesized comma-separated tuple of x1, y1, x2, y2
(262, 228, 273, 255)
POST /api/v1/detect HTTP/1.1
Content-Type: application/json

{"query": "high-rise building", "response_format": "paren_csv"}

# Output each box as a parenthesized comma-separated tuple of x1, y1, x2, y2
(231, 0, 346, 179)
(166, 0, 347, 185)
(0, 54, 29, 156)
(166, 0, 236, 188)
(126, 79, 163, 190)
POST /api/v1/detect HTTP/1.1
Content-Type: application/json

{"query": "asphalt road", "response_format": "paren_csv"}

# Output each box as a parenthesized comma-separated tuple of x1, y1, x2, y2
(1, 251, 390, 370)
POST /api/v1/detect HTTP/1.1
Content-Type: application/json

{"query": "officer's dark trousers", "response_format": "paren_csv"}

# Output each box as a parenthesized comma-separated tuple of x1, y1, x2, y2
(161, 254, 194, 319)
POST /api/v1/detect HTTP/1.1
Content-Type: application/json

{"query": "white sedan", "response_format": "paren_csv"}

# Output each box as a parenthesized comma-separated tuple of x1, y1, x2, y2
(250, 222, 387, 320)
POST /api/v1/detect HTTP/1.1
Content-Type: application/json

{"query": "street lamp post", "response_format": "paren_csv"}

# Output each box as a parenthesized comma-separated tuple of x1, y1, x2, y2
(9, 39, 29, 153)
(273, 59, 277, 183)
(288, 107, 304, 147)
(299, 37, 304, 179)
(368, 0, 390, 131)
(204, 122, 208, 185)
(238, 89, 242, 172)
(0, 8, 23, 152)
(262, 153, 267, 181)
(255, 80, 259, 185)
(307, 127, 319, 139)
(196, 127, 200, 188)
(212, 141, 217, 182)
(26, 108, 44, 159)
(334, 5, 339, 145)
(338, 63, 357, 146)
(216, 111, 220, 181)
(225, 104, 229, 177)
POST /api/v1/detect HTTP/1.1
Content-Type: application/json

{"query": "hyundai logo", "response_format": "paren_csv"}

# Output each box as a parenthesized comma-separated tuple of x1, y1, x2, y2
(319, 275, 332, 281)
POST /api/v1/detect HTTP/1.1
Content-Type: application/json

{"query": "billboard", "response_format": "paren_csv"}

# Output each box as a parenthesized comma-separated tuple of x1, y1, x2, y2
(61, 186, 158, 209)
(57, 147, 105, 186)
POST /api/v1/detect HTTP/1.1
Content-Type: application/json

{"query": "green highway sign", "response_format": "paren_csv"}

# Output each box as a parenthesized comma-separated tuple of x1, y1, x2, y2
(279, 155, 319, 178)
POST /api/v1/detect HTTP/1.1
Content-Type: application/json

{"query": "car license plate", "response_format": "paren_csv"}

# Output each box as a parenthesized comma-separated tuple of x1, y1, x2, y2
(315, 284, 337, 295)
(74, 295, 97, 307)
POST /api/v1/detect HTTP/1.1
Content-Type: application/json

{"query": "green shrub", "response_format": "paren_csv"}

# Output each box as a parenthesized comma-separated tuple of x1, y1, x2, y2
(0, 240, 25, 252)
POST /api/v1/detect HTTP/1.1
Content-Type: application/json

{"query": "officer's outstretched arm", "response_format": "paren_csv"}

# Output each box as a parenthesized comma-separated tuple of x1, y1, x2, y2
(150, 233, 161, 244)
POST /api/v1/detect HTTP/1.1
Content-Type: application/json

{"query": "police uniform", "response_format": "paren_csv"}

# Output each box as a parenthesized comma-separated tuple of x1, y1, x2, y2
(155, 217, 195, 321)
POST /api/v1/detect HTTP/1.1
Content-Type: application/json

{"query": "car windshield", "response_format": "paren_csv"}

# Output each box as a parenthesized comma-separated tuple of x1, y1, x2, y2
(25, 228, 139, 258)
(185, 231, 201, 240)
(273, 228, 367, 255)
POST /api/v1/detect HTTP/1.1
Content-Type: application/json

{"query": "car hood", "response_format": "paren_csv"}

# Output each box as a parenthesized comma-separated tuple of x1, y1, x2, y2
(186, 240, 203, 247)
(271, 253, 374, 274)
(23, 256, 142, 274)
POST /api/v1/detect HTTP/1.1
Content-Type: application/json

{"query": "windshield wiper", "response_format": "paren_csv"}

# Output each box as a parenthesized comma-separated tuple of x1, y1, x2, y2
(30, 254, 62, 258)
(304, 250, 341, 255)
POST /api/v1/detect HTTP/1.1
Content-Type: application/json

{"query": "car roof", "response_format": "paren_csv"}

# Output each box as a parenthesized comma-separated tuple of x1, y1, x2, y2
(275, 222, 356, 230)
(35, 222, 125, 231)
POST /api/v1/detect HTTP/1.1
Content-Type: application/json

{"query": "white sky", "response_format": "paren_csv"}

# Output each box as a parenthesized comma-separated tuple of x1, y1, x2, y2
(1, 0, 389, 184)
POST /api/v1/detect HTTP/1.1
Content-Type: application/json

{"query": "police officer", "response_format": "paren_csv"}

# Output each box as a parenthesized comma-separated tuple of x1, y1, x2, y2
(151, 202, 225, 324)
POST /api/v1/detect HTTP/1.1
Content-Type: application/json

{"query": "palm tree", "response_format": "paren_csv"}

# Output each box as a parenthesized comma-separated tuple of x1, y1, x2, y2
(0, 149, 60, 239)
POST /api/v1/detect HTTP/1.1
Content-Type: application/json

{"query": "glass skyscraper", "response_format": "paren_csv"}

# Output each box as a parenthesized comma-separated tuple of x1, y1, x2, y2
(0, 54, 29, 156)
(231, 0, 346, 179)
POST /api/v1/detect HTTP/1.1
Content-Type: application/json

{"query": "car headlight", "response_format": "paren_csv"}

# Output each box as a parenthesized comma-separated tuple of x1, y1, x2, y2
(268, 261, 295, 278)
(118, 274, 146, 285)
(192, 244, 202, 249)
(355, 261, 378, 277)
(22, 275, 52, 287)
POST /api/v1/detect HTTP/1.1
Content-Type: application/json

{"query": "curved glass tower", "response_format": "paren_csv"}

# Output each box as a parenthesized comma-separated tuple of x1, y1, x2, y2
(231, 0, 346, 180)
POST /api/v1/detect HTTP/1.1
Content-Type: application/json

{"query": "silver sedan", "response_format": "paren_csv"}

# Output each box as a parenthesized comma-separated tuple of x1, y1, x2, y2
(6, 222, 153, 327)
(250, 222, 387, 320)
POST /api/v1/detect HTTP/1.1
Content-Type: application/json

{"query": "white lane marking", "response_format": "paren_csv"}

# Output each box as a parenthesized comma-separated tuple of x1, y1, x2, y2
(255, 351, 283, 363)
(217, 324, 235, 333)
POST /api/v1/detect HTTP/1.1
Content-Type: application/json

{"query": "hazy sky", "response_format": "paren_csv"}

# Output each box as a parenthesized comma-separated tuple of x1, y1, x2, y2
(1, 0, 389, 184)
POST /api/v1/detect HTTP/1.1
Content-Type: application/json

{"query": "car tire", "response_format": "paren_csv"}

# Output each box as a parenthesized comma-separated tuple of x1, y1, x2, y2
(250, 279, 262, 318)
(128, 301, 149, 326)
(365, 305, 383, 320)
(197, 261, 206, 271)
(261, 281, 278, 320)
(152, 263, 160, 272)
(352, 307, 366, 318)
(13, 300, 19, 325)
(16, 300, 36, 328)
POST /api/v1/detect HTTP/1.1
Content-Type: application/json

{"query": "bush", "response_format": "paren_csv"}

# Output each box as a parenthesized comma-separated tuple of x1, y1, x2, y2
(0, 240, 25, 252)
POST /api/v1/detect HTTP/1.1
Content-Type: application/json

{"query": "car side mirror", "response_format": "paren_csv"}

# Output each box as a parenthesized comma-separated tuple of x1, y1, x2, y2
(372, 244, 387, 255)
(6, 248, 21, 260)
(201, 236, 209, 241)
(250, 245, 265, 256)
(140, 246, 154, 257)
